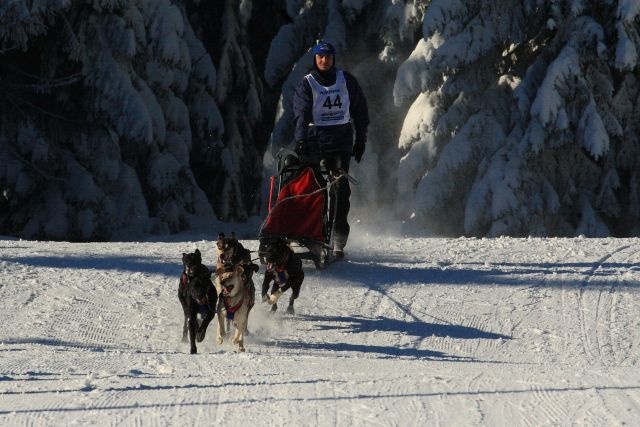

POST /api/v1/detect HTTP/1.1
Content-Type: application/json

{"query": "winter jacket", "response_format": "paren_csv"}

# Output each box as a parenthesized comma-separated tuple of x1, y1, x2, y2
(293, 66, 369, 154)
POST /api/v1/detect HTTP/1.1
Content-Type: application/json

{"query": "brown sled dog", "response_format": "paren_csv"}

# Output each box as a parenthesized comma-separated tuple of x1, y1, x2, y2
(216, 232, 252, 271)
(215, 232, 256, 310)
(215, 263, 258, 352)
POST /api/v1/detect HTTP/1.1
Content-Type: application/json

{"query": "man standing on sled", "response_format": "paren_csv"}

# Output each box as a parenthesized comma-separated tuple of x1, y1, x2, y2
(292, 39, 369, 260)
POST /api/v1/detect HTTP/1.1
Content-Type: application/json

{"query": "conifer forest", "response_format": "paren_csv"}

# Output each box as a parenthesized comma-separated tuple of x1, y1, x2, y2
(2, 1, 640, 240)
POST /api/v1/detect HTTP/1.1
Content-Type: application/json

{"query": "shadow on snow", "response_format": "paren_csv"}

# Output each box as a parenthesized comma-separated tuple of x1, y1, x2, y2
(2, 248, 637, 290)
(4, 384, 640, 415)
(0, 255, 177, 277)
(269, 338, 468, 361)
(316, 257, 639, 289)
(297, 314, 510, 340)
(1, 337, 128, 352)
(264, 313, 509, 361)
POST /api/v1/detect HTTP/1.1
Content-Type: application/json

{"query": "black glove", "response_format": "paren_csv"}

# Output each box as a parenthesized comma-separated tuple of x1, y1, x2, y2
(352, 140, 366, 163)
(295, 140, 308, 156)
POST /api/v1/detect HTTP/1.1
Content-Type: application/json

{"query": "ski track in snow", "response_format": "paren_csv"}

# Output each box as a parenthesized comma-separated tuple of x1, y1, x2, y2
(0, 236, 639, 425)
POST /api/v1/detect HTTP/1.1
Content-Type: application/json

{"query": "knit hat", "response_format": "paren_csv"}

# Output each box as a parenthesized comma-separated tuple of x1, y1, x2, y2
(312, 40, 336, 56)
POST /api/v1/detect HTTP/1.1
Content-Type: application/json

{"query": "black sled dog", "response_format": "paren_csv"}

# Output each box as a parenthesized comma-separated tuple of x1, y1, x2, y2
(261, 238, 304, 314)
(179, 249, 218, 354)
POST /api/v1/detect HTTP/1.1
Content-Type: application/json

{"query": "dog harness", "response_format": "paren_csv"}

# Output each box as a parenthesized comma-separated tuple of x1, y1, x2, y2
(267, 264, 288, 285)
(198, 300, 210, 317)
(267, 252, 290, 285)
(222, 283, 252, 320)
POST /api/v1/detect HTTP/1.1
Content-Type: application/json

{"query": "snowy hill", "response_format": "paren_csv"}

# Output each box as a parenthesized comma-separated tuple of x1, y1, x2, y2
(1, 232, 639, 425)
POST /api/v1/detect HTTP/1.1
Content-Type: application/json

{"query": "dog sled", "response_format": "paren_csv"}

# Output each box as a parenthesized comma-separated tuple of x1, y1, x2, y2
(259, 149, 353, 270)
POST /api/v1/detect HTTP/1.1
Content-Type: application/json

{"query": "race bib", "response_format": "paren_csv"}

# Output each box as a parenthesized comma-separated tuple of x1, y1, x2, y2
(306, 70, 351, 126)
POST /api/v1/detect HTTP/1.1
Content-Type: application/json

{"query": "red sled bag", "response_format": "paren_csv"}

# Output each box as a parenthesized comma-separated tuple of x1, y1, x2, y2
(261, 167, 326, 242)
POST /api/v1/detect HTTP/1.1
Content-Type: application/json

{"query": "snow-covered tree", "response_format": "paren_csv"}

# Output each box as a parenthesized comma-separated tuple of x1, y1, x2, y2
(186, 0, 265, 222)
(396, 0, 640, 237)
(6, 0, 640, 241)
(0, 1, 221, 240)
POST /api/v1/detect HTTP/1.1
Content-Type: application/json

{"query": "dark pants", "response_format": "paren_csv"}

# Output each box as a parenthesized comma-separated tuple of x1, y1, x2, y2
(322, 152, 351, 251)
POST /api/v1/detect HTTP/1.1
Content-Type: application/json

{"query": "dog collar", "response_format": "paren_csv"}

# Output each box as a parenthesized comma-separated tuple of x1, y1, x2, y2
(267, 251, 289, 272)
(224, 285, 252, 317)
(225, 297, 243, 312)
(267, 263, 283, 272)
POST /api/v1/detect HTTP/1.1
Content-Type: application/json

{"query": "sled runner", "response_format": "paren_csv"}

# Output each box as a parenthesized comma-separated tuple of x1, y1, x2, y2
(259, 149, 350, 269)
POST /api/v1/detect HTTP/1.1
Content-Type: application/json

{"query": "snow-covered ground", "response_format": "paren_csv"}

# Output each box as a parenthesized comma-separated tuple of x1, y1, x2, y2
(1, 229, 640, 426)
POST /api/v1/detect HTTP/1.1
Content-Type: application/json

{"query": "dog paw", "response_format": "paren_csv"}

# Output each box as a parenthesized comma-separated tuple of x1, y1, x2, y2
(261, 293, 269, 302)
(216, 337, 223, 345)
(268, 290, 282, 304)
(190, 347, 197, 354)
(239, 346, 245, 352)
(285, 305, 295, 315)
(270, 303, 278, 313)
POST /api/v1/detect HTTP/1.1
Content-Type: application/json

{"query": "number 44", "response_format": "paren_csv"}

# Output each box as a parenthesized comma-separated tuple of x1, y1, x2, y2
(323, 95, 342, 109)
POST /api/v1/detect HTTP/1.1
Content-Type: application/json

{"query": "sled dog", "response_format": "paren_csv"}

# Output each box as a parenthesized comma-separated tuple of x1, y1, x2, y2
(215, 263, 258, 352)
(178, 249, 217, 354)
(261, 238, 304, 314)
(215, 232, 252, 273)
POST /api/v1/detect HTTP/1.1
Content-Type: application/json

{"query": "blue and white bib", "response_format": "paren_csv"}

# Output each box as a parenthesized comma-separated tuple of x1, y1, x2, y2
(305, 70, 351, 126)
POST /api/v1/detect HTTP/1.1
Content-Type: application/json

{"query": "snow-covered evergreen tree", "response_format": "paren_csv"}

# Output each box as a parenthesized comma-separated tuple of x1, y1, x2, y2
(0, 0, 221, 240)
(396, 0, 640, 237)
(5, 0, 640, 240)
(186, 0, 265, 222)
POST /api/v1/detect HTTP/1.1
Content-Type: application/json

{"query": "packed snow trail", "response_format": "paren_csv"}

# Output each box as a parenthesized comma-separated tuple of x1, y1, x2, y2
(1, 235, 639, 426)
